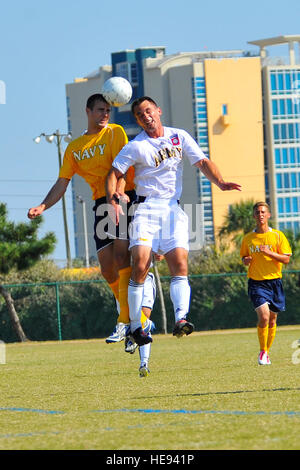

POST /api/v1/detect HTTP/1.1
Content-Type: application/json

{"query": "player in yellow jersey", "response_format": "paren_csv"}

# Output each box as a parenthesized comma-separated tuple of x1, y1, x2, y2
(27, 94, 152, 346)
(240, 202, 292, 365)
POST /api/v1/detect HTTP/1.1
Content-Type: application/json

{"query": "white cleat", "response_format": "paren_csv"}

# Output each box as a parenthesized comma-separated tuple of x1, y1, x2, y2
(125, 335, 138, 354)
(258, 350, 271, 365)
(106, 323, 129, 343)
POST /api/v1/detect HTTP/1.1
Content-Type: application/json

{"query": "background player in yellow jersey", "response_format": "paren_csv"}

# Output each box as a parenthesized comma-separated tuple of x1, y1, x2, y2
(27, 93, 151, 346)
(240, 202, 292, 365)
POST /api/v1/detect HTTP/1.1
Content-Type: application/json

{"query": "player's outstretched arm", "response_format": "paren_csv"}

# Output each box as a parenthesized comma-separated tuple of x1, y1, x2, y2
(195, 159, 241, 192)
(27, 177, 70, 219)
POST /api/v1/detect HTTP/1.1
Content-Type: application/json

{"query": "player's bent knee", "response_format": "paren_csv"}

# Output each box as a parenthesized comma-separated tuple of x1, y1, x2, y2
(114, 252, 130, 270)
(131, 263, 149, 283)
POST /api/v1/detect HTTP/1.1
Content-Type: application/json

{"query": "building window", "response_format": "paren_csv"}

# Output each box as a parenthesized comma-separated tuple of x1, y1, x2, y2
(278, 198, 284, 214)
(272, 97, 300, 119)
(274, 146, 300, 168)
(192, 77, 209, 148)
(130, 63, 138, 84)
(273, 123, 300, 144)
(270, 69, 300, 95)
(271, 73, 277, 91)
(276, 170, 300, 192)
(197, 128, 209, 146)
(196, 102, 207, 122)
(222, 104, 228, 115)
(192, 75, 214, 244)
(116, 62, 128, 78)
(277, 196, 300, 217)
(192, 77, 206, 99)
(115, 62, 138, 85)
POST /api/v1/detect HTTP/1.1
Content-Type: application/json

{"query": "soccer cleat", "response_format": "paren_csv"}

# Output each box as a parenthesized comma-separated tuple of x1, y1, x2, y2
(105, 323, 129, 343)
(132, 327, 153, 346)
(125, 320, 155, 354)
(124, 335, 138, 354)
(258, 350, 271, 365)
(139, 364, 150, 378)
(172, 319, 194, 338)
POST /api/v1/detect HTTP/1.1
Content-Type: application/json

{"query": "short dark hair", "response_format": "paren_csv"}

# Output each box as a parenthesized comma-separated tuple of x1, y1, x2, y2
(86, 93, 109, 110)
(131, 96, 158, 115)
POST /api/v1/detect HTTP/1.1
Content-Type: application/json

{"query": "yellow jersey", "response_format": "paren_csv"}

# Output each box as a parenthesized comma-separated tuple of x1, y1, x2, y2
(59, 124, 135, 200)
(240, 228, 292, 280)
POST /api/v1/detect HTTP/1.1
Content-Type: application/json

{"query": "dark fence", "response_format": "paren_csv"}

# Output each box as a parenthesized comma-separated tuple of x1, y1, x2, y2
(1, 271, 300, 343)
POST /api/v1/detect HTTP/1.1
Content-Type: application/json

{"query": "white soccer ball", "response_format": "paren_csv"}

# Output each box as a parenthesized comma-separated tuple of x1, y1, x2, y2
(101, 76, 133, 107)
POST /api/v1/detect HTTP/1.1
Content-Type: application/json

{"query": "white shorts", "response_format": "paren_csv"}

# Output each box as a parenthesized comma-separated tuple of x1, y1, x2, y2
(128, 198, 189, 254)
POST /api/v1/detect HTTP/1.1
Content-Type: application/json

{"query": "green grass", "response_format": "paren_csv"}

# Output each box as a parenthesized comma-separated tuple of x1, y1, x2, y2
(0, 326, 300, 450)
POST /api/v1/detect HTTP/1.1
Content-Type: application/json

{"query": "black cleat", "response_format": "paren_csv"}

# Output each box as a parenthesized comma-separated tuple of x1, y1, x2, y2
(173, 319, 194, 338)
(132, 327, 153, 346)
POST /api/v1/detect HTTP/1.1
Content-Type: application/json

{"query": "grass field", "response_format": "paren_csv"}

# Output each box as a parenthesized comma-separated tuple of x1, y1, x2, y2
(0, 326, 300, 450)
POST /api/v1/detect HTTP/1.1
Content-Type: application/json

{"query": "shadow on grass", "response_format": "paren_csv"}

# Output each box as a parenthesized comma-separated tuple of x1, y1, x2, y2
(132, 387, 300, 400)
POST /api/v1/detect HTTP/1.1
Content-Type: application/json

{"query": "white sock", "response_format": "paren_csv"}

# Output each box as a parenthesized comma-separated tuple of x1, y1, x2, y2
(170, 276, 191, 322)
(128, 280, 144, 332)
(139, 342, 151, 366)
(142, 273, 156, 310)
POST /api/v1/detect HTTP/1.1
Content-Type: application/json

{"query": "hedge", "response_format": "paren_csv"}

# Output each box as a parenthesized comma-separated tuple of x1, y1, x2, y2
(1, 272, 299, 343)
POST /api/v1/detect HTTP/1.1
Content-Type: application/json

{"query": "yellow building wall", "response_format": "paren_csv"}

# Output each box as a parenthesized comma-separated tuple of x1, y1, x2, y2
(204, 57, 265, 240)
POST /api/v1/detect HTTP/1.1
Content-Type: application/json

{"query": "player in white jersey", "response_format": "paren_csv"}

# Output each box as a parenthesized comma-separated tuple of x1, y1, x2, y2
(106, 97, 241, 347)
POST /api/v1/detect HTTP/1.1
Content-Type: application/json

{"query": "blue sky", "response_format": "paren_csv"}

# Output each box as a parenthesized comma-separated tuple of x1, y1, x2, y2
(1, 0, 299, 264)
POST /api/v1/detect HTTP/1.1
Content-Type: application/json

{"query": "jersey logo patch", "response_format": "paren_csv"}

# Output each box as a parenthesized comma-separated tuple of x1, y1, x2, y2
(170, 134, 180, 146)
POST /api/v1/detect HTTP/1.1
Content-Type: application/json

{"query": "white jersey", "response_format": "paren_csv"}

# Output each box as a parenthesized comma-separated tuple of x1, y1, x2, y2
(112, 126, 207, 200)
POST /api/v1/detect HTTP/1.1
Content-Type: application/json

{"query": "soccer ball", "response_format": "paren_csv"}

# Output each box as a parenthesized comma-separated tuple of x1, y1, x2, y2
(101, 76, 133, 107)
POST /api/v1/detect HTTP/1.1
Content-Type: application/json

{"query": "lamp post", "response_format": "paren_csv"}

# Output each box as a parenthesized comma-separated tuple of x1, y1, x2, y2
(33, 130, 73, 268)
(76, 195, 90, 268)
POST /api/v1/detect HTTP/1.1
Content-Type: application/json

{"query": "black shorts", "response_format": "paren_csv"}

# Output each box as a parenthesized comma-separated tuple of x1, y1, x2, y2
(93, 190, 136, 252)
(248, 278, 285, 313)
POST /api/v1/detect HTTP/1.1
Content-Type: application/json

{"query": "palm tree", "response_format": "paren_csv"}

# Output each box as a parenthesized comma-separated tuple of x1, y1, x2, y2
(218, 199, 257, 246)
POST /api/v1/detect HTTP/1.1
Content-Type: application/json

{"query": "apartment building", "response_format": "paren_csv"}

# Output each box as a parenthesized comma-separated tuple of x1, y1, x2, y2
(249, 35, 300, 233)
(65, 37, 300, 261)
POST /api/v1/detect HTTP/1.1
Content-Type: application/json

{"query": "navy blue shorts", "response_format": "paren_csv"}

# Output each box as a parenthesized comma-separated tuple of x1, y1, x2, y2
(248, 278, 285, 313)
(93, 190, 136, 252)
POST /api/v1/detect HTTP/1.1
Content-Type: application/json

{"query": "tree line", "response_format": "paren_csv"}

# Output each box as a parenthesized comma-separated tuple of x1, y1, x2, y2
(1, 200, 300, 342)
